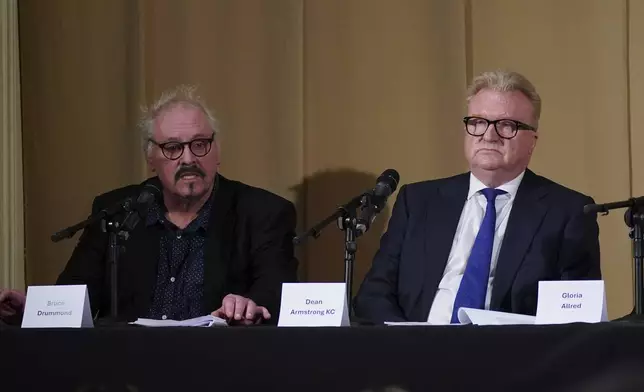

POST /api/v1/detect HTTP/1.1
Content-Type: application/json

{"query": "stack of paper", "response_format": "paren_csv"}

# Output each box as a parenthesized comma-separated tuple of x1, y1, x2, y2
(130, 315, 228, 327)
(384, 308, 536, 326)
(456, 307, 535, 325)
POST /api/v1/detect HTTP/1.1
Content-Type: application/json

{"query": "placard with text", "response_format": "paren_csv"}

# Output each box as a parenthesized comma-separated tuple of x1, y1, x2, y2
(535, 280, 607, 325)
(278, 282, 350, 327)
(21, 285, 94, 328)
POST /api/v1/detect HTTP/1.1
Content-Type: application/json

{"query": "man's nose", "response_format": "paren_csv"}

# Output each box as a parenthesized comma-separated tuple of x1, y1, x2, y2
(482, 123, 501, 142)
(179, 144, 196, 164)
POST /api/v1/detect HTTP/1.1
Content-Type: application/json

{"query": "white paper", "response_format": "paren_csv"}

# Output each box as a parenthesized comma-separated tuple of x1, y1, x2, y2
(384, 321, 462, 326)
(278, 282, 350, 327)
(383, 308, 534, 326)
(457, 307, 536, 325)
(130, 315, 227, 327)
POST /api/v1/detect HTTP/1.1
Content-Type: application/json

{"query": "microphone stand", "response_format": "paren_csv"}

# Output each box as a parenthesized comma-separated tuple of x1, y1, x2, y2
(51, 199, 142, 324)
(293, 194, 365, 317)
(617, 204, 644, 322)
(589, 196, 644, 322)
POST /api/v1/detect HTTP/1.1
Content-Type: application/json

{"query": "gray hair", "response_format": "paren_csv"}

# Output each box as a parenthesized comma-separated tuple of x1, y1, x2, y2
(466, 70, 542, 128)
(138, 84, 219, 153)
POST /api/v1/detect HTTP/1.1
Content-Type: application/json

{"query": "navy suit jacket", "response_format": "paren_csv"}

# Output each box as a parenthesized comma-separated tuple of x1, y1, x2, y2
(353, 169, 601, 323)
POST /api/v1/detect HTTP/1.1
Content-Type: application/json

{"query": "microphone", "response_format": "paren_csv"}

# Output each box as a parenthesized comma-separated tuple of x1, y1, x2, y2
(583, 196, 644, 214)
(117, 179, 162, 233)
(50, 179, 162, 242)
(355, 169, 400, 236)
(133, 180, 161, 213)
(98, 179, 161, 218)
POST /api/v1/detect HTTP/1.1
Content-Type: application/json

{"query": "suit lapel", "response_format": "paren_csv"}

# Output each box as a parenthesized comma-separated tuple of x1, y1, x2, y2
(202, 174, 236, 313)
(490, 169, 548, 309)
(414, 174, 469, 321)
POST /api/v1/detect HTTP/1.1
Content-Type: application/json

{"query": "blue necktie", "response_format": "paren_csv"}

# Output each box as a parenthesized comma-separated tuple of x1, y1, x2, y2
(451, 188, 506, 323)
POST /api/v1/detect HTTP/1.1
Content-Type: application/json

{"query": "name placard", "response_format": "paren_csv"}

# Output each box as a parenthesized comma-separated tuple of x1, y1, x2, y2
(21, 285, 94, 328)
(535, 280, 607, 325)
(278, 283, 350, 327)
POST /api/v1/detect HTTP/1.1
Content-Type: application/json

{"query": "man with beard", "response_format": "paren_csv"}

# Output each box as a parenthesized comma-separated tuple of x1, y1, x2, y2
(0, 85, 298, 326)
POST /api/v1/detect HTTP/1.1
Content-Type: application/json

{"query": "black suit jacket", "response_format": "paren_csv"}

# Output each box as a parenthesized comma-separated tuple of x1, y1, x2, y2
(57, 174, 298, 324)
(354, 169, 601, 323)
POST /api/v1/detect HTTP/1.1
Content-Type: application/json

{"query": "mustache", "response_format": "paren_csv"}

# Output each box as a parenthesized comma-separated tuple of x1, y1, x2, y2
(175, 165, 205, 182)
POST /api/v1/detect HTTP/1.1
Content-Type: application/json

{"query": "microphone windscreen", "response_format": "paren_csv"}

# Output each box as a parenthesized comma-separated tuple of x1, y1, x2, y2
(375, 169, 400, 196)
(137, 178, 162, 204)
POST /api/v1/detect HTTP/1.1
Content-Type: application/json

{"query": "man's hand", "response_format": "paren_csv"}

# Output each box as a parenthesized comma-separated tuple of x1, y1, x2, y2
(211, 294, 271, 325)
(0, 289, 26, 323)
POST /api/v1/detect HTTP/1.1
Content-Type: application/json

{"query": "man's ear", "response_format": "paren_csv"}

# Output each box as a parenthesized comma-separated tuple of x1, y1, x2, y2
(528, 132, 539, 156)
(215, 140, 221, 166)
(146, 150, 155, 172)
(528, 134, 538, 156)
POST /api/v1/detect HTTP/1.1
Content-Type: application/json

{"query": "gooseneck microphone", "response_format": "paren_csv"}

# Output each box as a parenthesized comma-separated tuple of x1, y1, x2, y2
(355, 169, 400, 236)
(291, 168, 401, 318)
(583, 196, 644, 215)
(50, 179, 161, 243)
(131, 180, 161, 214)
(118, 180, 162, 233)
(48, 178, 163, 322)
(584, 194, 644, 320)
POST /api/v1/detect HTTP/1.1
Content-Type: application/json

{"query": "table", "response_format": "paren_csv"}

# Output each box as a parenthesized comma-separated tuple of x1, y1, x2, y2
(2, 322, 644, 391)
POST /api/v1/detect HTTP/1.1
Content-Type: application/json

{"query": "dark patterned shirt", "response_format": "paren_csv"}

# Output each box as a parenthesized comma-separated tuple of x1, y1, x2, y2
(145, 188, 215, 321)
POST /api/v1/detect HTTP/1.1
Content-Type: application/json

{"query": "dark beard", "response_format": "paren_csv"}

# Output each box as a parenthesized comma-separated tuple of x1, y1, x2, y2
(178, 182, 205, 203)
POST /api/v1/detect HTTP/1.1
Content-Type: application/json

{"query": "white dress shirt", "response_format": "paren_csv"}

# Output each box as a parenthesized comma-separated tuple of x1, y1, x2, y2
(426, 171, 525, 324)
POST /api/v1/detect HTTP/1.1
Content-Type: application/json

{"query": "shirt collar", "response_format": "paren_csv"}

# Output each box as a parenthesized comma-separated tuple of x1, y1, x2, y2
(467, 170, 525, 200)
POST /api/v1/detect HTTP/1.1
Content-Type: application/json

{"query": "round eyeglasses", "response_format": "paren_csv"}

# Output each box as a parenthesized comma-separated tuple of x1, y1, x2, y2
(148, 136, 214, 160)
(463, 116, 536, 139)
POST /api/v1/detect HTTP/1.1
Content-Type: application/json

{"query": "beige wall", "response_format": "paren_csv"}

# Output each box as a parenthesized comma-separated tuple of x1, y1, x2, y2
(18, 0, 641, 319)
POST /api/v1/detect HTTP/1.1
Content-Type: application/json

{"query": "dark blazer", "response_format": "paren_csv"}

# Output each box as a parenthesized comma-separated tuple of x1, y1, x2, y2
(354, 169, 601, 323)
(57, 174, 298, 324)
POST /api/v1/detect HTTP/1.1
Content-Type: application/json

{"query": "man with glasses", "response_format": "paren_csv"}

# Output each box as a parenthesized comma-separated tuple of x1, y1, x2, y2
(354, 70, 601, 324)
(0, 85, 297, 326)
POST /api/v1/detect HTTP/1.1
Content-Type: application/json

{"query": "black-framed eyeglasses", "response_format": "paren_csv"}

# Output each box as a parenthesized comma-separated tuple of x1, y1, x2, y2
(148, 135, 214, 160)
(463, 116, 537, 139)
